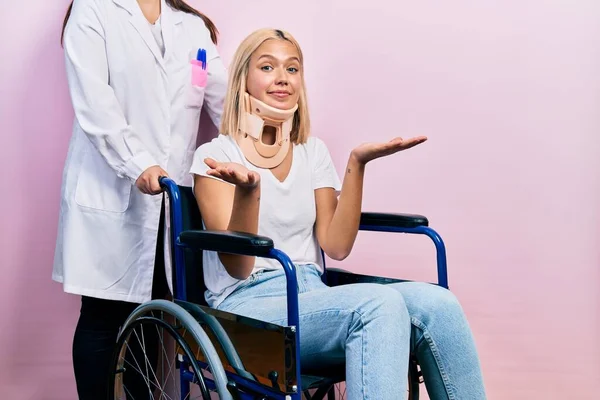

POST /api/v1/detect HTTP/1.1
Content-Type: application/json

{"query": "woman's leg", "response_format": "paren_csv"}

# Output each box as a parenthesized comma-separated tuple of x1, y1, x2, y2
(72, 296, 138, 400)
(72, 207, 169, 400)
(217, 267, 412, 400)
(388, 282, 486, 400)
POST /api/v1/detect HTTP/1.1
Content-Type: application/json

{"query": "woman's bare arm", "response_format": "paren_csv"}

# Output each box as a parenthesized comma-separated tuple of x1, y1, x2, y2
(315, 154, 364, 260)
(315, 136, 428, 260)
(193, 158, 261, 280)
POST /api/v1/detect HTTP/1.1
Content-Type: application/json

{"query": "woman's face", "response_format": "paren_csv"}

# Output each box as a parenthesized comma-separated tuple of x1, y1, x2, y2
(246, 39, 302, 110)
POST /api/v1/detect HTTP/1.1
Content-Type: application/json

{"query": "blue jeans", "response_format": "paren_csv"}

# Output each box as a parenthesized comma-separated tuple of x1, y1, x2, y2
(216, 265, 486, 400)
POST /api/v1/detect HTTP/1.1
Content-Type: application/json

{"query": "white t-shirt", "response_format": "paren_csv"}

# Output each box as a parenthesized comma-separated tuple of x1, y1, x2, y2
(149, 15, 165, 56)
(189, 134, 342, 307)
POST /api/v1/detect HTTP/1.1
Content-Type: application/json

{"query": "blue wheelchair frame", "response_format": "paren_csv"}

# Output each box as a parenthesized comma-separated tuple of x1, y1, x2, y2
(160, 177, 448, 399)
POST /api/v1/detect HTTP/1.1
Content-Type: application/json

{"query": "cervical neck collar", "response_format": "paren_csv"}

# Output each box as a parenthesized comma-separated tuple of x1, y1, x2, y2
(237, 92, 298, 169)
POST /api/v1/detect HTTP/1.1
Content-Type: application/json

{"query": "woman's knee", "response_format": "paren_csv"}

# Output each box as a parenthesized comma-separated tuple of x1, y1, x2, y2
(395, 282, 468, 329)
(425, 283, 462, 312)
(344, 283, 411, 326)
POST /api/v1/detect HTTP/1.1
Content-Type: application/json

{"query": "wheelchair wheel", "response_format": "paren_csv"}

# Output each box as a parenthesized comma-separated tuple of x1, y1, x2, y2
(108, 299, 233, 400)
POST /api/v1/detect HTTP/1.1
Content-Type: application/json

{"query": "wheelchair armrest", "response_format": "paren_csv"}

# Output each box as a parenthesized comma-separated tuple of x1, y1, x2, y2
(360, 212, 428, 228)
(179, 230, 274, 257)
(326, 267, 408, 287)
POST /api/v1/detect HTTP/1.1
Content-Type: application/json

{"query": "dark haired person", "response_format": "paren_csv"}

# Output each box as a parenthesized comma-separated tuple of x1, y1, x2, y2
(53, 0, 226, 398)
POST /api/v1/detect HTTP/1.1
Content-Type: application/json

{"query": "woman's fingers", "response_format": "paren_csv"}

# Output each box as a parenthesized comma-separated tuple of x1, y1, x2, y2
(206, 169, 221, 178)
(204, 158, 218, 169)
(388, 136, 427, 153)
(205, 161, 258, 187)
(399, 137, 427, 151)
(247, 172, 256, 185)
(149, 170, 168, 194)
(149, 178, 162, 194)
(227, 167, 240, 182)
(210, 166, 243, 185)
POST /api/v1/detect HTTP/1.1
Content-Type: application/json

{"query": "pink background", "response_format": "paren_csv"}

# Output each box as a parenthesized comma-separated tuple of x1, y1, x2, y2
(1, 0, 599, 398)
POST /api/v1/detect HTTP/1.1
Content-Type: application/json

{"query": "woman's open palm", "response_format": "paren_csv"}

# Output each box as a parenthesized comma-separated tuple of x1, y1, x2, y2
(352, 136, 428, 165)
(204, 158, 260, 189)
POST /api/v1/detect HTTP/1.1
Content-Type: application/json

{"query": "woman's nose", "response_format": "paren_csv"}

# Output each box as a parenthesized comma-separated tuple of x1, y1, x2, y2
(274, 68, 288, 85)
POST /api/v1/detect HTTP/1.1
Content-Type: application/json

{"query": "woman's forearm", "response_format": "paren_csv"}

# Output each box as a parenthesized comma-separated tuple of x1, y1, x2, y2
(219, 184, 261, 279)
(228, 184, 260, 233)
(323, 154, 365, 260)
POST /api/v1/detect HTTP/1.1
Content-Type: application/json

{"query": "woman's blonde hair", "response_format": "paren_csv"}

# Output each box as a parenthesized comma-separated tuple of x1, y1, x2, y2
(219, 28, 310, 144)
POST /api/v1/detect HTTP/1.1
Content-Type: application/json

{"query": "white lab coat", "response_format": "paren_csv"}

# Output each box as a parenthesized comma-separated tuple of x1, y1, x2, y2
(52, 0, 227, 303)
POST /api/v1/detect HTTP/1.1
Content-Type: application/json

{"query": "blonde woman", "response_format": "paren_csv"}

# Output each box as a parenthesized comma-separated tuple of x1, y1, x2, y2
(190, 29, 486, 399)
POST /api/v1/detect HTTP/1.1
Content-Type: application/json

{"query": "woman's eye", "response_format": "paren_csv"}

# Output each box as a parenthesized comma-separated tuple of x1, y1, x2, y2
(261, 65, 273, 71)
(288, 67, 298, 73)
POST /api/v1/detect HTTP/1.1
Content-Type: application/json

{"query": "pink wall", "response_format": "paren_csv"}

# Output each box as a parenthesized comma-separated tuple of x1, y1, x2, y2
(1, 0, 599, 398)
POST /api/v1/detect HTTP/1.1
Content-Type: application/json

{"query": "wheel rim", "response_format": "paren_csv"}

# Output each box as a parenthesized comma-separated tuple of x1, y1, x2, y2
(109, 315, 210, 400)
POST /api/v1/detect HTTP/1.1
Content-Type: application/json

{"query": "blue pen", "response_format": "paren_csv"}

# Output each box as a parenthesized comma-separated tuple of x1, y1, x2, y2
(196, 48, 207, 70)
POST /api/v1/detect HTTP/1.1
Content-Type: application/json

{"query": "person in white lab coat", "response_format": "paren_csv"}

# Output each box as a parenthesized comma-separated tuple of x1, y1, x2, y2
(54, 0, 227, 398)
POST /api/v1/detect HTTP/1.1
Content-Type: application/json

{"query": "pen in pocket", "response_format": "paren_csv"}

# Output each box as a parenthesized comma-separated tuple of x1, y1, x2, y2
(196, 48, 207, 70)
(190, 48, 208, 87)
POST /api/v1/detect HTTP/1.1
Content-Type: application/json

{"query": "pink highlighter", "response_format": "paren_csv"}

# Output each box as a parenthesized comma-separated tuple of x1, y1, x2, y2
(190, 48, 208, 87)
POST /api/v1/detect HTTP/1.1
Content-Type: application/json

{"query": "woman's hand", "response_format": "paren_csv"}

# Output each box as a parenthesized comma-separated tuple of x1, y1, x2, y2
(351, 136, 428, 165)
(205, 158, 260, 189)
(136, 165, 169, 195)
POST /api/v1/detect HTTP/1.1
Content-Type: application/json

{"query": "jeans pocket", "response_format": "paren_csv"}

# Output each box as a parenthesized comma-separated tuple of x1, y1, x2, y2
(228, 272, 259, 297)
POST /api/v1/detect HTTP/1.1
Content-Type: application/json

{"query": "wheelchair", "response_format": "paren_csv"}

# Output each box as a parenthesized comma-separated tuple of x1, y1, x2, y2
(108, 177, 449, 400)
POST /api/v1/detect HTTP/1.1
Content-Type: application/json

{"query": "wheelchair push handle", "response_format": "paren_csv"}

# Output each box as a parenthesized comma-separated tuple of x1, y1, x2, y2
(159, 175, 173, 191)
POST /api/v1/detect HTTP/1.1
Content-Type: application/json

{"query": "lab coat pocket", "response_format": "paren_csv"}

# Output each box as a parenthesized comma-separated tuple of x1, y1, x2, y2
(74, 148, 132, 213)
(186, 62, 207, 109)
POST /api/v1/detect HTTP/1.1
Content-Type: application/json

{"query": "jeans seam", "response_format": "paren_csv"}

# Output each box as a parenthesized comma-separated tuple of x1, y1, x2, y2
(411, 317, 456, 400)
(362, 311, 368, 400)
(272, 308, 399, 400)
